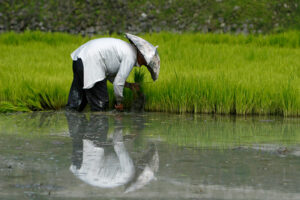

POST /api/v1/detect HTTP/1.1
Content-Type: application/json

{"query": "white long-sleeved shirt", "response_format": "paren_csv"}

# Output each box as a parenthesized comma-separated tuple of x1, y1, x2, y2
(71, 38, 137, 103)
(70, 136, 135, 188)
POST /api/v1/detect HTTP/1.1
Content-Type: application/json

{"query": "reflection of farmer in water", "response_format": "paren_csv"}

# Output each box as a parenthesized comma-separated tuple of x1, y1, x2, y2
(66, 33, 160, 112)
(65, 112, 159, 192)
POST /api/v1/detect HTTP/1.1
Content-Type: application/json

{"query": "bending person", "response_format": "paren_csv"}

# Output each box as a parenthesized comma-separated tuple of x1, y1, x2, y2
(66, 33, 160, 112)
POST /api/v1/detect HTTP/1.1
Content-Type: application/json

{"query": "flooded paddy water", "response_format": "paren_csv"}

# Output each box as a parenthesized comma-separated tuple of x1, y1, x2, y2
(0, 111, 299, 200)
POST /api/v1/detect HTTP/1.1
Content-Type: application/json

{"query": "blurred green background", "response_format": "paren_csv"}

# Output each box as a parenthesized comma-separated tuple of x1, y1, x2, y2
(1, 0, 300, 34)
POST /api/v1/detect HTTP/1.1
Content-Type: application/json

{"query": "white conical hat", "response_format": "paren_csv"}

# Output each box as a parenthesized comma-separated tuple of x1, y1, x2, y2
(125, 33, 160, 81)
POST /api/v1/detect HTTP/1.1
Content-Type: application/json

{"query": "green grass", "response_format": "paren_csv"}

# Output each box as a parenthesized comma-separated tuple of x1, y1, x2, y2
(0, 31, 299, 116)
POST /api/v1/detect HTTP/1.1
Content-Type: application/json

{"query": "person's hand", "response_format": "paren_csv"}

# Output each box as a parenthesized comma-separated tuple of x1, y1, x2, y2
(115, 103, 124, 112)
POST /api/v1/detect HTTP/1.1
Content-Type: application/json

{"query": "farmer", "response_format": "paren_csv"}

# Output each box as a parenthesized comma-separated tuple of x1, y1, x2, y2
(66, 33, 160, 112)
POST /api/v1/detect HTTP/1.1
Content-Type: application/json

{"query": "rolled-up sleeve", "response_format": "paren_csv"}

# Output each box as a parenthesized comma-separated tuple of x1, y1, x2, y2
(113, 58, 135, 103)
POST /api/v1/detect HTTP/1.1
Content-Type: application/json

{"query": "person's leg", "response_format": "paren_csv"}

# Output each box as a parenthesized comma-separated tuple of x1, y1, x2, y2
(65, 111, 88, 169)
(85, 79, 109, 111)
(66, 59, 87, 111)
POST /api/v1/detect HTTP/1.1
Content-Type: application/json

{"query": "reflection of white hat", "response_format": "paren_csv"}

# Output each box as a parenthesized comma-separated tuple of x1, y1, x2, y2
(125, 144, 159, 193)
(125, 33, 160, 81)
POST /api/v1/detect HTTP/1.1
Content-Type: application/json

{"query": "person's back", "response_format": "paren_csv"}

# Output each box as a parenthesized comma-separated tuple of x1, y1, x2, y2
(71, 38, 137, 90)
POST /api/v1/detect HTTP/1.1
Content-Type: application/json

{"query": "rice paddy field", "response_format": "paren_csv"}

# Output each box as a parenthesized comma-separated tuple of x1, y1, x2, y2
(0, 31, 299, 116)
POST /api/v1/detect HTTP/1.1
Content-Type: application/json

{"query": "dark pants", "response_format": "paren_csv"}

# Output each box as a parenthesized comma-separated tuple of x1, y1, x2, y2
(65, 112, 109, 169)
(66, 59, 109, 111)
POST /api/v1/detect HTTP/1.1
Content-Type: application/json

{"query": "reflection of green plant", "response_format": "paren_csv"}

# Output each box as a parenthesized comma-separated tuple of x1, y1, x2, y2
(143, 114, 300, 148)
(0, 111, 68, 136)
(1, 112, 299, 149)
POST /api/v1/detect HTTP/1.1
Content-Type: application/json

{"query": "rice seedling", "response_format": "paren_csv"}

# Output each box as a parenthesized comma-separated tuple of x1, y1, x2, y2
(0, 31, 299, 116)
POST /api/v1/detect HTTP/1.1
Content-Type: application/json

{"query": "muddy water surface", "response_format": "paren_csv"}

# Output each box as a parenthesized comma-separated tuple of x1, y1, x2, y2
(0, 112, 299, 200)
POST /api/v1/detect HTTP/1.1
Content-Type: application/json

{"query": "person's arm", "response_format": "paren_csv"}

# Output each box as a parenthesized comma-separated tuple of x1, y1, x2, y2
(113, 58, 135, 110)
(108, 75, 139, 112)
